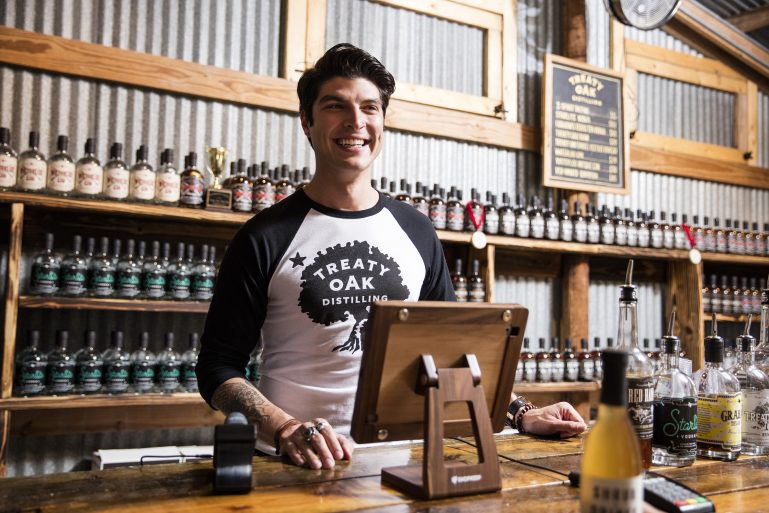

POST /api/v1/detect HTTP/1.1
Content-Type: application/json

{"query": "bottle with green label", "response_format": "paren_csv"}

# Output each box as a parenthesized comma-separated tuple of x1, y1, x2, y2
(130, 332, 156, 394)
(13, 330, 47, 397)
(75, 330, 103, 395)
(167, 243, 192, 300)
(88, 236, 115, 297)
(246, 339, 263, 387)
(157, 333, 181, 393)
(46, 330, 75, 395)
(115, 239, 142, 298)
(102, 331, 131, 394)
(191, 245, 215, 301)
(60, 234, 88, 297)
(729, 315, 769, 455)
(181, 333, 200, 393)
(694, 314, 741, 461)
(142, 240, 167, 299)
(30, 233, 60, 295)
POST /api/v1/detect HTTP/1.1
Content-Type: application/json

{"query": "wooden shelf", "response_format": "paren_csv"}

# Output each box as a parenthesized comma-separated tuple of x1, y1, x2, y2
(19, 296, 210, 313)
(707, 313, 753, 323)
(513, 381, 600, 394)
(702, 253, 769, 266)
(0, 393, 204, 411)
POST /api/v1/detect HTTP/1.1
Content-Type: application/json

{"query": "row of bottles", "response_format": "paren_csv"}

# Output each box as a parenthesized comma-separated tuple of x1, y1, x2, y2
(703, 274, 767, 316)
(29, 233, 217, 301)
(0, 128, 310, 212)
(13, 330, 200, 396)
(516, 337, 604, 383)
(449, 258, 485, 302)
(375, 176, 769, 255)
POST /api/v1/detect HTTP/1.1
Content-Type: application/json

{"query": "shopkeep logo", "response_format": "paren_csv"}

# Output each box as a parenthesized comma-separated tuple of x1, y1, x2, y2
(450, 474, 482, 485)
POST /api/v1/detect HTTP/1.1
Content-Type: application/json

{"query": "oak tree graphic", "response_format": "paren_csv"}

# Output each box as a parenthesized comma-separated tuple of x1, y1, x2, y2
(298, 241, 409, 353)
(751, 401, 769, 431)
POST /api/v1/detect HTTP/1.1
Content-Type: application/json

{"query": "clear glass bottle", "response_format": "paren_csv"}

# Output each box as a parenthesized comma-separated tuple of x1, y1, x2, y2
(673, 213, 689, 250)
(467, 259, 485, 303)
(757, 276, 769, 371)
(59, 234, 88, 297)
(735, 220, 747, 255)
(725, 220, 737, 254)
(446, 187, 464, 232)
(412, 183, 429, 217)
(755, 222, 767, 256)
(514, 193, 530, 238)
(535, 337, 552, 383)
(578, 338, 595, 381)
(730, 317, 769, 455)
(142, 240, 167, 299)
(591, 337, 603, 381)
(88, 236, 115, 297)
(563, 338, 579, 382)
(703, 274, 716, 314)
(74, 137, 103, 198)
(274, 164, 296, 202)
(616, 260, 654, 469)
(428, 184, 447, 230)
(721, 275, 733, 316)
(599, 205, 615, 245)
(647, 210, 663, 249)
(586, 204, 600, 244)
(84, 236, 95, 269)
(692, 215, 705, 250)
(45, 135, 76, 195)
(180, 333, 200, 393)
(155, 148, 180, 206)
(103, 142, 129, 201)
(17, 131, 47, 192)
(115, 239, 142, 298)
(75, 330, 103, 395)
(0, 126, 18, 191)
(483, 192, 499, 235)
(528, 195, 544, 239)
(550, 337, 564, 382)
(129, 145, 155, 202)
(543, 195, 559, 241)
(30, 232, 60, 295)
(98, 331, 129, 395)
(519, 338, 535, 382)
(702, 216, 715, 252)
(451, 258, 467, 302)
(572, 201, 587, 243)
(191, 244, 216, 301)
(157, 333, 182, 393)
(464, 188, 483, 233)
(46, 330, 76, 395)
(636, 210, 650, 248)
(498, 192, 515, 236)
(613, 207, 627, 246)
(130, 332, 156, 394)
(660, 212, 674, 249)
(745, 221, 757, 256)
(714, 218, 727, 253)
(252, 161, 274, 212)
(13, 330, 47, 397)
(559, 199, 573, 242)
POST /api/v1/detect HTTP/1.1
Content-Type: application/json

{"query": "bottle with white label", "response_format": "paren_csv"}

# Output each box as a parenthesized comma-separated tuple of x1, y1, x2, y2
(445, 187, 464, 232)
(613, 207, 627, 246)
(730, 316, 769, 455)
(585, 204, 600, 244)
(559, 199, 573, 242)
(519, 338, 535, 382)
(17, 131, 47, 192)
(648, 210, 663, 249)
(636, 210, 650, 248)
(103, 142, 129, 200)
(599, 205, 615, 245)
(155, 148, 180, 206)
(498, 192, 515, 236)
(467, 259, 485, 303)
(580, 349, 643, 513)
(563, 338, 579, 382)
(673, 213, 689, 250)
(45, 135, 76, 196)
(483, 192, 499, 235)
(74, 138, 103, 198)
(0, 127, 18, 191)
(660, 212, 674, 249)
(543, 195, 559, 241)
(625, 208, 638, 247)
(694, 314, 741, 461)
(571, 201, 587, 243)
(528, 195, 545, 239)
(535, 338, 552, 382)
(129, 145, 155, 202)
(514, 193, 530, 238)
(550, 337, 564, 382)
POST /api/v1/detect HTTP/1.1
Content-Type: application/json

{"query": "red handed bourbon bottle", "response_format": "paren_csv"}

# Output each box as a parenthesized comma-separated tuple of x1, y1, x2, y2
(180, 152, 206, 209)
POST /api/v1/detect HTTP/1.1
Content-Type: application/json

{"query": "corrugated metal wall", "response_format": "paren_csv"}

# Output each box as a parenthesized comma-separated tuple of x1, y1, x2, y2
(625, 24, 703, 57)
(585, 0, 610, 69)
(495, 275, 558, 340)
(589, 281, 664, 346)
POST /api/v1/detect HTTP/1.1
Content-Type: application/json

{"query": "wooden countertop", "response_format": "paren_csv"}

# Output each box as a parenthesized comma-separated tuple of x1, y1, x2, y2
(1, 433, 768, 512)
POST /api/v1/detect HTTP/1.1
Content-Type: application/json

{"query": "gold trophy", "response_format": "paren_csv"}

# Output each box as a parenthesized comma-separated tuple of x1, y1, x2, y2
(205, 145, 232, 211)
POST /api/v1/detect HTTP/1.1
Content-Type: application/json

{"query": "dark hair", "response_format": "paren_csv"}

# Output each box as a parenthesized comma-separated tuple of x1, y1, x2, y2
(297, 43, 395, 125)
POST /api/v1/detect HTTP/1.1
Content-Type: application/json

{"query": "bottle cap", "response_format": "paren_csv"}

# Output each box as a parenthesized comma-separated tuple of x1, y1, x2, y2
(661, 335, 680, 355)
(125, 239, 135, 255)
(84, 138, 96, 154)
(619, 260, 637, 302)
(85, 330, 96, 348)
(111, 330, 124, 349)
(29, 131, 40, 148)
(704, 314, 724, 363)
(165, 332, 175, 349)
(738, 315, 754, 352)
(539, 337, 546, 349)
(139, 332, 149, 349)
(564, 338, 573, 349)
(189, 333, 200, 349)
(137, 145, 148, 161)
(56, 135, 68, 152)
(28, 330, 40, 348)
(57, 329, 69, 348)
(600, 349, 629, 406)
(109, 142, 122, 159)
(208, 246, 216, 263)
(0, 127, 10, 144)
(73, 234, 82, 253)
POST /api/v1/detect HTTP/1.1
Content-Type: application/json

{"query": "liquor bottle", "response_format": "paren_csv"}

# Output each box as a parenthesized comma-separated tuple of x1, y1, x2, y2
(616, 260, 654, 469)
(578, 338, 594, 381)
(520, 338, 535, 382)
(157, 333, 182, 393)
(47, 330, 76, 395)
(660, 212, 674, 249)
(275, 164, 295, 202)
(45, 135, 76, 195)
(84, 236, 95, 269)
(180, 333, 200, 393)
(651, 310, 697, 467)
(154, 148, 180, 206)
(13, 330, 47, 397)
(74, 138, 103, 198)
(723, 338, 737, 373)
(180, 152, 205, 208)
(580, 349, 643, 513)
(745, 222, 757, 256)
(755, 222, 767, 256)
(625, 208, 638, 247)
(103, 142, 130, 200)
(246, 339, 263, 387)
(721, 275, 733, 316)
(131, 332, 156, 394)
(599, 206, 615, 245)
(613, 207, 627, 246)
(60, 235, 88, 297)
(101, 330, 131, 395)
(563, 338, 579, 382)
(673, 213, 689, 250)
(465, 189, 483, 233)
(591, 337, 603, 380)
(129, 145, 155, 202)
(75, 330, 103, 395)
(535, 338, 552, 383)
(142, 240, 167, 299)
(694, 315, 741, 461)
(17, 131, 47, 192)
(446, 187, 464, 232)
(428, 184, 447, 230)
(703, 274, 716, 314)
(192, 244, 216, 301)
(730, 316, 769, 455)
(88, 237, 115, 297)
(528, 195, 544, 239)
(692, 215, 705, 250)
(499, 192, 515, 236)
(252, 161, 274, 212)
(395, 178, 411, 204)
(559, 199, 573, 242)
(30, 233, 60, 295)
(636, 210, 650, 248)
(0, 127, 18, 191)
(735, 220, 747, 255)
(749, 277, 760, 316)
(572, 202, 587, 243)
(550, 337, 564, 382)
(468, 259, 485, 303)
(379, 176, 390, 198)
(483, 192, 499, 235)
(115, 239, 142, 298)
(585, 204, 600, 244)
(388, 180, 396, 198)
(731, 276, 743, 317)
(714, 218, 727, 253)
(543, 195, 559, 241)
(725, 220, 737, 254)
(756, 276, 769, 371)
(647, 210, 662, 249)
(299, 166, 311, 188)
(703, 216, 716, 252)
(514, 194, 530, 238)
(412, 183, 429, 217)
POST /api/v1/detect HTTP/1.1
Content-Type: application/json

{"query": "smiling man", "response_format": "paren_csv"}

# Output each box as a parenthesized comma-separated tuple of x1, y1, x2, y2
(197, 44, 586, 471)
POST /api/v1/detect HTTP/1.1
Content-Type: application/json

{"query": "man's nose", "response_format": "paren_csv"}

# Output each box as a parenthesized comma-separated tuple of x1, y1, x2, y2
(344, 108, 365, 129)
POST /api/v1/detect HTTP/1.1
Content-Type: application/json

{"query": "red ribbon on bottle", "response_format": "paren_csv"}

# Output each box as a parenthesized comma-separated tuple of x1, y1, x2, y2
(465, 201, 484, 231)
(681, 223, 696, 249)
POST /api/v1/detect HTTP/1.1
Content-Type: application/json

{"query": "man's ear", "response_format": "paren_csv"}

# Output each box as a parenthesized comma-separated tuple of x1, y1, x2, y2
(300, 110, 310, 136)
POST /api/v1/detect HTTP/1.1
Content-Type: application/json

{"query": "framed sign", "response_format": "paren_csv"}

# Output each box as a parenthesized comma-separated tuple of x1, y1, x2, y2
(542, 54, 630, 194)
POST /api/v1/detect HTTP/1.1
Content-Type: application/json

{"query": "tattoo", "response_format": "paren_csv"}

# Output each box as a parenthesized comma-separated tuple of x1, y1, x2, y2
(211, 381, 271, 428)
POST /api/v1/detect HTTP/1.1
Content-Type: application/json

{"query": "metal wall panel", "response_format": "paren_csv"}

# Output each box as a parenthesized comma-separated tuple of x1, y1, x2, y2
(494, 275, 558, 341)
(585, 0, 610, 69)
(760, 90, 768, 168)
(625, 25, 703, 57)
(589, 280, 664, 349)
(0, 0, 282, 76)
(325, 0, 484, 96)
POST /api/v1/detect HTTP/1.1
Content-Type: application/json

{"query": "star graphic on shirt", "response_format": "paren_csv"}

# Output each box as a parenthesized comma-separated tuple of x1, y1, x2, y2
(289, 251, 306, 268)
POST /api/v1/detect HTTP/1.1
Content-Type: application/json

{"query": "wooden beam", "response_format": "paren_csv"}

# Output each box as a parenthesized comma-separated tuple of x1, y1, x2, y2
(610, 20, 625, 72)
(735, 81, 759, 165)
(561, 255, 589, 343)
(394, 82, 500, 116)
(304, 0, 327, 70)
(450, 0, 505, 15)
(485, 28, 503, 102)
(632, 131, 746, 164)
(1, 203, 23, 399)
(0, 412, 8, 477)
(728, 5, 769, 33)
(667, 261, 704, 371)
(371, 0, 502, 30)
(502, 0, 517, 122)
(281, 0, 309, 81)
(564, 0, 587, 62)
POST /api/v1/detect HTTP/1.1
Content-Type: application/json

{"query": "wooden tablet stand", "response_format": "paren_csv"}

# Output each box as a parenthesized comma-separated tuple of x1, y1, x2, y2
(381, 353, 501, 499)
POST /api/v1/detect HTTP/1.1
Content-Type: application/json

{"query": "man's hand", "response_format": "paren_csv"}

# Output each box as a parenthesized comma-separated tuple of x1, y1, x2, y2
(278, 418, 354, 470)
(520, 401, 587, 438)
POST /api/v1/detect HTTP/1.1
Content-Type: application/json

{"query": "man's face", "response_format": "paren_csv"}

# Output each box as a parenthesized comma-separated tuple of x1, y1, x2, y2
(301, 76, 384, 178)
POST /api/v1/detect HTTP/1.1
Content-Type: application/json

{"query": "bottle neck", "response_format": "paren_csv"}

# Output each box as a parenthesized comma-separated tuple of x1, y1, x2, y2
(661, 351, 679, 370)
(761, 304, 769, 346)
(740, 349, 755, 367)
(617, 300, 638, 349)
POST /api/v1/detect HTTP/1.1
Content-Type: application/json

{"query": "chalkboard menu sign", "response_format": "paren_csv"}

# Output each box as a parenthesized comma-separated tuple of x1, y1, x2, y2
(542, 54, 630, 194)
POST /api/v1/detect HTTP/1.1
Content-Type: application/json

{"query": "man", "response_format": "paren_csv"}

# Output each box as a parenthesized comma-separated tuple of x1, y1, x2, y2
(197, 43, 586, 471)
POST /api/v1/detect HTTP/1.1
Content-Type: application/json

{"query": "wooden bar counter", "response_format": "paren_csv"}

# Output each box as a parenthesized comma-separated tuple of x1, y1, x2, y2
(1, 433, 768, 512)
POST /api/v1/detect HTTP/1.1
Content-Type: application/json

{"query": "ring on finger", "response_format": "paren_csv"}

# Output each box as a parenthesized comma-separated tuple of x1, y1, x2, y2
(303, 426, 318, 444)
(315, 421, 327, 432)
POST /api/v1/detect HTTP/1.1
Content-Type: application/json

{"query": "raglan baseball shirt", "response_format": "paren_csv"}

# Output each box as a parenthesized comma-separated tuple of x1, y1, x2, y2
(197, 189, 455, 445)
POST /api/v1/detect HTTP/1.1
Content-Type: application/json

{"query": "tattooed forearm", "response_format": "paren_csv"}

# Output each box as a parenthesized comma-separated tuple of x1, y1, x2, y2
(211, 380, 272, 428)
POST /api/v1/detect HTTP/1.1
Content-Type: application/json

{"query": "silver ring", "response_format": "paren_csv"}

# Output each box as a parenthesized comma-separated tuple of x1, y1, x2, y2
(303, 426, 318, 444)
(315, 421, 327, 432)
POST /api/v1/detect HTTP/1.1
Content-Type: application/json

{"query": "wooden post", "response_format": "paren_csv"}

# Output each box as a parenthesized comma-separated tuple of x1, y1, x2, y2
(564, 0, 587, 62)
(561, 254, 590, 343)
(667, 260, 704, 371)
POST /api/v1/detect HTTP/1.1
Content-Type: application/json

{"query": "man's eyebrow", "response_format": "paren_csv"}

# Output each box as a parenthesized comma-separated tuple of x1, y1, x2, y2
(317, 94, 382, 105)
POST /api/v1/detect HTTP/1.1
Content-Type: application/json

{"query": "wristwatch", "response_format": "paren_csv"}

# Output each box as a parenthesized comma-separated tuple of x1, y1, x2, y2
(506, 396, 528, 427)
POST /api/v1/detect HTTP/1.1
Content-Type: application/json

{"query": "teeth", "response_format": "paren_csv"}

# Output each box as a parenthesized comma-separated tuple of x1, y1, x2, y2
(337, 138, 365, 146)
